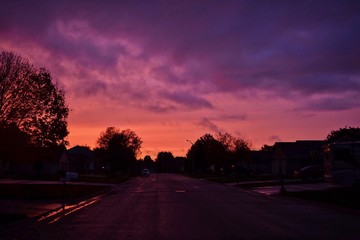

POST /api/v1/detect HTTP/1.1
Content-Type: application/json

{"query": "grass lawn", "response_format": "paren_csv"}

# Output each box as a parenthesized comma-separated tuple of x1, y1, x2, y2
(197, 173, 360, 211)
(0, 213, 27, 225)
(285, 187, 360, 210)
(0, 183, 111, 200)
(0, 183, 112, 225)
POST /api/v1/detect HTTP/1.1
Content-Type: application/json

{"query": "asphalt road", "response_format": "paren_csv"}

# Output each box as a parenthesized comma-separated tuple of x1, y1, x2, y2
(5, 174, 360, 240)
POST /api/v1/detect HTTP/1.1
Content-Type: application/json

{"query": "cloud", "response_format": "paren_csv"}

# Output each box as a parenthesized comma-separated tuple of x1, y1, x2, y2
(0, 0, 359, 114)
(217, 114, 248, 121)
(196, 118, 221, 133)
(163, 91, 213, 110)
(2, 0, 360, 155)
(146, 104, 177, 114)
(269, 135, 282, 142)
(301, 94, 360, 111)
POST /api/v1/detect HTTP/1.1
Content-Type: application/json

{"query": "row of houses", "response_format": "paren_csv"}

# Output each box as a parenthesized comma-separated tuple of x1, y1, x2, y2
(3, 140, 354, 182)
(0, 145, 97, 177)
(245, 140, 360, 184)
(244, 140, 325, 177)
(1, 140, 324, 177)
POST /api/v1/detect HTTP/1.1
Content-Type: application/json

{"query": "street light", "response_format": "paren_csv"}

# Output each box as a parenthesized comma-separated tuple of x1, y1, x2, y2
(186, 140, 194, 174)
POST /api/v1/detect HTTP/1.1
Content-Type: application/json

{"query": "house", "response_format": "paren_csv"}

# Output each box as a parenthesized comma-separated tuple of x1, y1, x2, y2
(324, 142, 360, 184)
(245, 150, 271, 174)
(269, 140, 325, 176)
(9, 147, 67, 176)
(66, 146, 95, 173)
(58, 151, 70, 173)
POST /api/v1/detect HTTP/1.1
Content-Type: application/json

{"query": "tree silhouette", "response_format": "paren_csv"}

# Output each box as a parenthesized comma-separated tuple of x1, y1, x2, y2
(261, 144, 274, 151)
(95, 127, 142, 174)
(156, 151, 174, 173)
(187, 134, 226, 173)
(139, 155, 155, 172)
(217, 132, 251, 174)
(326, 126, 360, 143)
(186, 133, 251, 174)
(0, 51, 69, 147)
(0, 123, 33, 165)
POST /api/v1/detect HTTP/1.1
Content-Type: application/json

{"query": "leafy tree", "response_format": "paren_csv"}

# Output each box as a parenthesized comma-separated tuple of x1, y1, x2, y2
(95, 127, 142, 173)
(141, 155, 154, 171)
(0, 51, 69, 147)
(156, 151, 174, 173)
(260, 144, 273, 151)
(186, 134, 226, 173)
(143, 155, 153, 163)
(326, 126, 360, 143)
(232, 137, 251, 162)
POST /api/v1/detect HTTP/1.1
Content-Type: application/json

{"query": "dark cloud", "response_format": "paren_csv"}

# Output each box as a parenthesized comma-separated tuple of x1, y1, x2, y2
(1, 0, 359, 112)
(163, 91, 213, 110)
(302, 95, 360, 111)
(72, 79, 108, 97)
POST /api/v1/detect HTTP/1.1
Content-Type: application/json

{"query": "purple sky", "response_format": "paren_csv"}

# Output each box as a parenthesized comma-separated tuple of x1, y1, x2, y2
(1, 0, 359, 157)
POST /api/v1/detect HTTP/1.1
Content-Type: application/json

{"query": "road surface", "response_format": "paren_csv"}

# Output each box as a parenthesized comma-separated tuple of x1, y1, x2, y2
(4, 174, 360, 239)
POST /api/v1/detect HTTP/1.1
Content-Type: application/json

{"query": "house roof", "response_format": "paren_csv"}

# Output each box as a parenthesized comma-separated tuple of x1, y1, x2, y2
(67, 145, 94, 161)
(270, 140, 325, 160)
(68, 145, 93, 154)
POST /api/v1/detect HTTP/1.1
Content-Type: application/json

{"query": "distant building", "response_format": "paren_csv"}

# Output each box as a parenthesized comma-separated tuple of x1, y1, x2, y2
(324, 142, 360, 184)
(59, 151, 70, 173)
(245, 150, 271, 174)
(66, 146, 95, 173)
(269, 140, 325, 176)
(10, 147, 66, 176)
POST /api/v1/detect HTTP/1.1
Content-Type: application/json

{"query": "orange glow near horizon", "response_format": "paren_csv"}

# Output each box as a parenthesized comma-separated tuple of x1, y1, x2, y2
(66, 107, 360, 160)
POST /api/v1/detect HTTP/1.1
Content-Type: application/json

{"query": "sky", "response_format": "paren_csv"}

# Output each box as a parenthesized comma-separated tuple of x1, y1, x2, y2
(1, 0, 359, 158)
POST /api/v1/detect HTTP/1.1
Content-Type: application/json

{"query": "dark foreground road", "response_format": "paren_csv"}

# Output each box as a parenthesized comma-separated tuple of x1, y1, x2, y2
(3, 174, 360, 239)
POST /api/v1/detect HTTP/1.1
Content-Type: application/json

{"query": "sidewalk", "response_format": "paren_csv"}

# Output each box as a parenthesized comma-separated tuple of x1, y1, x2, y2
(250, 182, 341, 195)
(0, 179, 114, 222)
(0, 199, 62, 218)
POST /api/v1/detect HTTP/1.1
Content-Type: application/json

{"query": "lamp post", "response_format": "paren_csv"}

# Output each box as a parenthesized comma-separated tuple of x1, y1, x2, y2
(186, 140, 194, 174)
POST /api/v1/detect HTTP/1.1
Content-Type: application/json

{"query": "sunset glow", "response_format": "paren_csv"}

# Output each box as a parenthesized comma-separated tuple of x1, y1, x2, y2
(1, 1, 359, 158)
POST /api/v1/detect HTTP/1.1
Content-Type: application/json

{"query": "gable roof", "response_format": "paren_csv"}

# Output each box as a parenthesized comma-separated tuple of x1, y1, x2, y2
(271, 140, 325, 160)
(67, 146, 94, 161)
(68, 145, 93, 155)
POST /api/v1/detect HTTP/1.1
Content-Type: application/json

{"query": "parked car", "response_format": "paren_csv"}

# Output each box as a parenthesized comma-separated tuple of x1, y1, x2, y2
(141, 169, 150, 177)
(293, 165, 323, 181)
